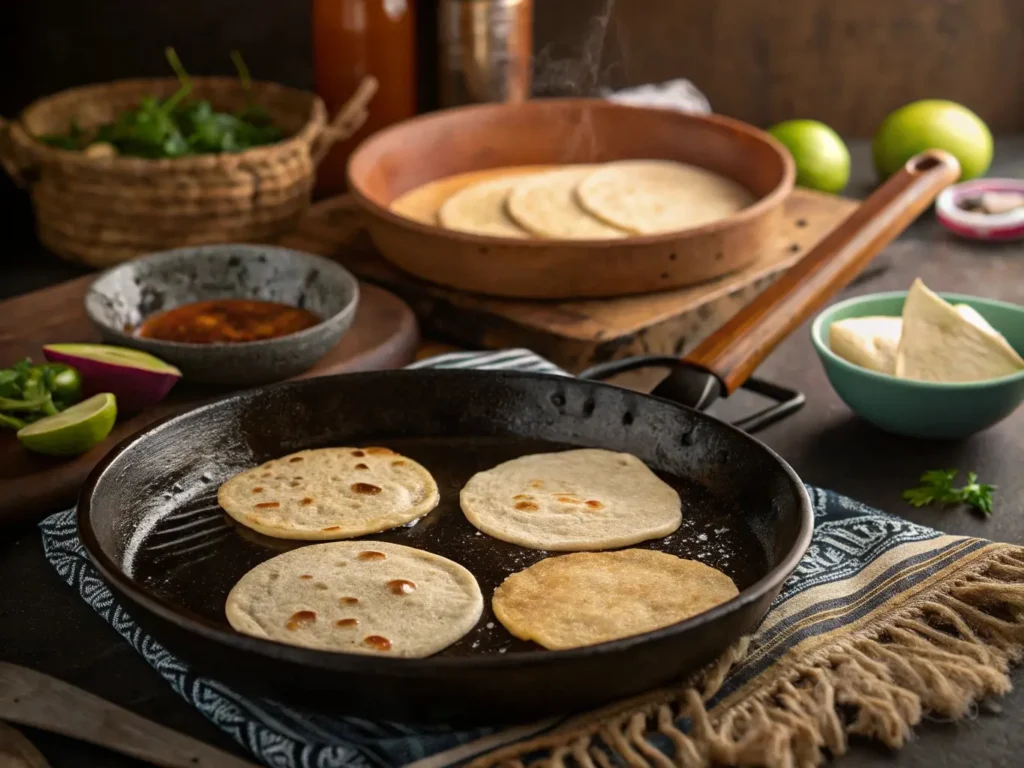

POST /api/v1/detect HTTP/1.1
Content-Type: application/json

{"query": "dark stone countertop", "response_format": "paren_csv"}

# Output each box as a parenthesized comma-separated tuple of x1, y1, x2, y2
(1, 140, 1023, 767)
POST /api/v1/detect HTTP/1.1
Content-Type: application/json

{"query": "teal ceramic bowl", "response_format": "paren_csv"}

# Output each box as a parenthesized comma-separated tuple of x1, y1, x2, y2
(811, 291, 1024, 439)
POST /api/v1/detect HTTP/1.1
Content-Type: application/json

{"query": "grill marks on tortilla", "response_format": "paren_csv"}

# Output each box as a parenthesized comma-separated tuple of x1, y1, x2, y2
(225, 541, 483, 657)
(217, 447, 439, 541)
(460, 449, 682, 551)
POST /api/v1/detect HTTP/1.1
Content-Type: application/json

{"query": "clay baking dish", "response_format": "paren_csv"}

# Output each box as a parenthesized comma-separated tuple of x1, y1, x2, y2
(347, 99, 795, 299)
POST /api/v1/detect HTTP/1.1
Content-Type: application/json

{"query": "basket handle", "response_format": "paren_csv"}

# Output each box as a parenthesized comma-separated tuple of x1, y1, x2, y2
(310, 76, 380, 167)
(0, 116, 34, 188)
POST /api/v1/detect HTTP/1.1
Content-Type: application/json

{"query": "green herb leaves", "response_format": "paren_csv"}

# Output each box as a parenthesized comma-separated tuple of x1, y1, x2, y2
(902, 468, 995, 517)
(37, 48, 282, 159)
(0, 359, 83, 430)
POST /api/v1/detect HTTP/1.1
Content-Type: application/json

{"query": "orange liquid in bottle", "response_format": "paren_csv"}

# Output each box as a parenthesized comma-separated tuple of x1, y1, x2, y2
(312, 0, 418, 195)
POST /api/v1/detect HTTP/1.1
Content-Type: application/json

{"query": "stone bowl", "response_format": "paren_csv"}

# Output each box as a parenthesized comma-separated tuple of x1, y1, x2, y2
(85, 245, 360, 387)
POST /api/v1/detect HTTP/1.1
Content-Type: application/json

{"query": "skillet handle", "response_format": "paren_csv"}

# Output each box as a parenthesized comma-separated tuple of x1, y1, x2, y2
(682, 149, 961, 396)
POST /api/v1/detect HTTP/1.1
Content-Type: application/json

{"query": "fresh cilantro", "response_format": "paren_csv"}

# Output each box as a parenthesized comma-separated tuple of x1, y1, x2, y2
(902, 468, 995, 517)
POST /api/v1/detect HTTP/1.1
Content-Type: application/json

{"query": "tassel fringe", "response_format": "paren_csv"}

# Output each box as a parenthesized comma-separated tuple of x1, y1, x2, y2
(470, 547, 1024, 768)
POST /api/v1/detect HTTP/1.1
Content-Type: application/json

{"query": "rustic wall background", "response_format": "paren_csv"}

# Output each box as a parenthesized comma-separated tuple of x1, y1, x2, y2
(2, 0, 1021, 135)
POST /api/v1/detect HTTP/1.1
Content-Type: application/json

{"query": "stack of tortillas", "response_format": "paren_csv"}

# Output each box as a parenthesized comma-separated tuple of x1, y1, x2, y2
(391, 160, 755, 240)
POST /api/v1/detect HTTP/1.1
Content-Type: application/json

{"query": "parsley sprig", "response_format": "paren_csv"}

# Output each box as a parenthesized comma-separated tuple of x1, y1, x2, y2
(902, 469, 995, 517)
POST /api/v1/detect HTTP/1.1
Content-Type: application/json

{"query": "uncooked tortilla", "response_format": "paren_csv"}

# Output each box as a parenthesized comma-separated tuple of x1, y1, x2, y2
(390, 166, 557, 225)
(438, 175, 534, 238)
(506, 166, 629, 239)
(225, 541, 483, 657)
(576, 160, 755, 234)
(492, 549, 739, 650)
(217, 447, 439, 541)
(459, 449, 682, 551)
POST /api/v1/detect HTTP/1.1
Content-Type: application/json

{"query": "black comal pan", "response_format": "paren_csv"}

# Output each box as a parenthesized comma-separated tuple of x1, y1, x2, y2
(78, 152, 959, 724)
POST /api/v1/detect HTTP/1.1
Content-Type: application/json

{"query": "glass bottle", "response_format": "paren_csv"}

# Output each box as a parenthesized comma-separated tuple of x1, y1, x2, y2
(312, 0, 418, 195)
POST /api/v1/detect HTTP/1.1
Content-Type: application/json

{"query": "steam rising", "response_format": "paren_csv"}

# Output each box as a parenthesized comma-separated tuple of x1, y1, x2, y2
(532, 0, 618, 163)
(532, 0, 619, 97)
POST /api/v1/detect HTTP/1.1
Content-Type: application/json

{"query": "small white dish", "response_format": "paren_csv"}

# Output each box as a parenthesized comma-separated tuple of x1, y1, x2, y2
(936, 178, 1024, 242)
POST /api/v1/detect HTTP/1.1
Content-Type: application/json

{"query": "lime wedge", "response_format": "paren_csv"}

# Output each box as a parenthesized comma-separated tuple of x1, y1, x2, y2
(17, 393, 118, 457)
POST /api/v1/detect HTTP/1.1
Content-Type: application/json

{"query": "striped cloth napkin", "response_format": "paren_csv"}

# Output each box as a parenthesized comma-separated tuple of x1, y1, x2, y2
(39, 350, 1024, 768)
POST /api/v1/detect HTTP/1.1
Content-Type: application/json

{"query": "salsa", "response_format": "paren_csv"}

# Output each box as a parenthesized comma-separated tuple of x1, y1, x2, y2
(137, 299, 321, 344)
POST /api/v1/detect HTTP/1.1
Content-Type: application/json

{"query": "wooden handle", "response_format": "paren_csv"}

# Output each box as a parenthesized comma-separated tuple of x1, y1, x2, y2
(311, 75, 379, 166)
(0, 663, 260, 768)
(0, 116, 32, 188)
(683, 149, 961, 394)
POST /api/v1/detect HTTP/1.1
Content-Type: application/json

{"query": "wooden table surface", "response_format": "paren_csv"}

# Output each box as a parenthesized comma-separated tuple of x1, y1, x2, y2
(1, 139, 1023, 768)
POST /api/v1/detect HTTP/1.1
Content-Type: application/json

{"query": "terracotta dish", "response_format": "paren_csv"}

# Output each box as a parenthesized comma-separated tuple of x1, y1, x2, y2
(347, 99, 795, 299)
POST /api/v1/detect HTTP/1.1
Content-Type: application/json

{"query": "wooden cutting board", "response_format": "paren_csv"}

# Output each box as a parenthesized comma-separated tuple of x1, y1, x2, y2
(0, 281, 419, 527)
(279, 189, 859, 371)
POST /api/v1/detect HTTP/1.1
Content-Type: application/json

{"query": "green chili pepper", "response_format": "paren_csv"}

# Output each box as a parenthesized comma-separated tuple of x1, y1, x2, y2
(0, 359, 83, 429)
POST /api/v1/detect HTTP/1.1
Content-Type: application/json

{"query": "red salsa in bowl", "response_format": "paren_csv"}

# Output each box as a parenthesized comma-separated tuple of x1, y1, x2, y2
(137, 300, 321, 344)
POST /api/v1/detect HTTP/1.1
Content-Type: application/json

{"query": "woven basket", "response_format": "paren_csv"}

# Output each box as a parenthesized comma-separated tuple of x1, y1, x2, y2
(0, 76, 375, 268)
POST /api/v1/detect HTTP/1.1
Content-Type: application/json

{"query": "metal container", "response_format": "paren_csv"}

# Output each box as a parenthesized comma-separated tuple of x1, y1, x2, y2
(438, 0, 533, 107)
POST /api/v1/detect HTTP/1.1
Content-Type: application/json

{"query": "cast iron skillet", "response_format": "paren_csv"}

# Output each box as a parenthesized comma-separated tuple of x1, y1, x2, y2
(77, 152, 959, 725)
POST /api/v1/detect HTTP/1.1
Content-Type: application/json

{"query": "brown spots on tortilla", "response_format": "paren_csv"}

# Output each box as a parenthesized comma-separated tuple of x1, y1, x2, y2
(586, 500, 605, 510)
(366, 447, 394, 455)
(322, 526, 341, 532)
(286, 610, 316, 630)
(301, 497, 314, 506)
(364, 635, 392, 650)
(358, 551, 387, 561)
(351, 482, 382, 495)
(315, 582, 329, 591)
(556, 495, 581, 504)
(289, 457, 304, 463)
(513, 493, 531, 500)
(530, 480, 544, 489)
(515, 501, 539, 511)
(352, 450, 366, 457)
(392, 460, 406, 467)
(261, 472, 272, 478)
(255, 501, 280, 509)
(252, 487, 264, 493)
(289, 481, 302, 488)
(354, 463, 369, 470)
(336, 618, 359, 628)
(388, 579, 416, 595)
(300, 574, 313, 580)
(340, 596, 360, 605)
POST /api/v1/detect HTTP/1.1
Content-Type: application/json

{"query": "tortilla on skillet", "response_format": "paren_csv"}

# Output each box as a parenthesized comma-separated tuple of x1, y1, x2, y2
(492, 549, 739, 650)
(218, 447, 439, 540)
(505, 166, 629, 239)
(226, 541, 483, 656)
(459, 449, 682, 551)
(576, 159, 755, 234)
